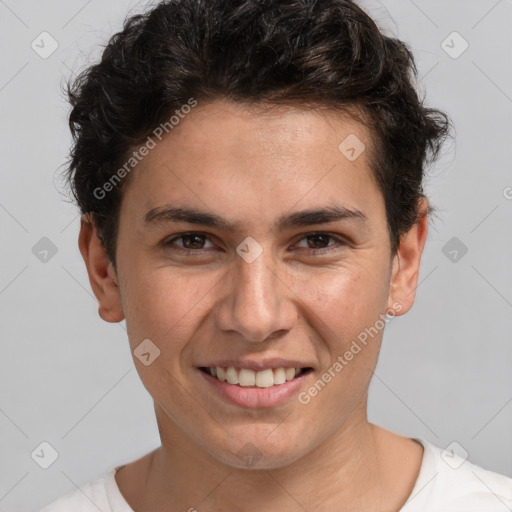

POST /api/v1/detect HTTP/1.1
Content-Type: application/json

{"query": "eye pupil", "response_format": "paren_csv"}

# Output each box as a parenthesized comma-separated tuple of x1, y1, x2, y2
(307, 234, 330, 249)
(183, 234, 205, 249)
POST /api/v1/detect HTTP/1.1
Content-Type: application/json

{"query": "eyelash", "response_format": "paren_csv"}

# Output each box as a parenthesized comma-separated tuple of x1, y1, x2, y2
(162, 231, 347, 256)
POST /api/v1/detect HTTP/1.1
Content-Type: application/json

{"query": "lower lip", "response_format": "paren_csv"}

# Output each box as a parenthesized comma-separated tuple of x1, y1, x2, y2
(199, 369, 312, 409)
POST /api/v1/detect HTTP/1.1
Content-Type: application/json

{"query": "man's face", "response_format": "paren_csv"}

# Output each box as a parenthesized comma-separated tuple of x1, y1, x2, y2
(105, 99, 408, 468)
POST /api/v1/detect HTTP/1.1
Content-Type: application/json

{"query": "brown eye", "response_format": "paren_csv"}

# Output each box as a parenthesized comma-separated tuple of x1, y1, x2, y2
(305, 233, 331, 249)
(294, 232, 346, 254)
(163, 232, 215, 251)
(179, 234, 207, 249)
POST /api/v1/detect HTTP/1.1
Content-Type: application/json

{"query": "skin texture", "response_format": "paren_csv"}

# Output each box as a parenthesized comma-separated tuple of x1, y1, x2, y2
(79, 99, 428, 511)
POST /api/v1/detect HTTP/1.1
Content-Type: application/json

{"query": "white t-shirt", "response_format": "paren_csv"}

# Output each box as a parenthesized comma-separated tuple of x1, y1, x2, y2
(39, 438, 512, 511)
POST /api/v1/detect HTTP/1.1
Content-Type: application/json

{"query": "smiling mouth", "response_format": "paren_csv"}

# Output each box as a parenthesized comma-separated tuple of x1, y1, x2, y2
(199, 366, 314, 388)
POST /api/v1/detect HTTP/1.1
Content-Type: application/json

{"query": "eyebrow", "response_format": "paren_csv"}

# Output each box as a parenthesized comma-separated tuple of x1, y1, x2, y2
(141, 203, 367, 233)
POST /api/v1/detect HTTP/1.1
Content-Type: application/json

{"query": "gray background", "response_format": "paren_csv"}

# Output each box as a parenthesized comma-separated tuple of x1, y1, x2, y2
(0, 0, 511, 510)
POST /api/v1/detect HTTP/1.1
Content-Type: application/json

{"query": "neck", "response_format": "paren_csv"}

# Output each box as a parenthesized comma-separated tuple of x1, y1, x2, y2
(127, 402, 419, 511)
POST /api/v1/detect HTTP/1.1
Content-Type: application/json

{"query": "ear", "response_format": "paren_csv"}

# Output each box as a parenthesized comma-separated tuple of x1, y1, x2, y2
(78, 214, 125, 323)
(386, 198, 429, 316)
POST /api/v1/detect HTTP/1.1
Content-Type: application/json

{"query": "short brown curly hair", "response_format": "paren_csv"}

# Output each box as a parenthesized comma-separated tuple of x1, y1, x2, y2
(65, 0, 452, 268)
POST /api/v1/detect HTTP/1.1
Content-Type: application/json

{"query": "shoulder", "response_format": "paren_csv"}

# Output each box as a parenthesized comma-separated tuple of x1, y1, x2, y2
(38, 469, 115, 512)
(402, 438, 512, 511)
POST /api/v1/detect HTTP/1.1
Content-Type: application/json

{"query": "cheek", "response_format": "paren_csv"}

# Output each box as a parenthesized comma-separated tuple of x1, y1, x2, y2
(299, 263, 389, 390)
(119, 244, 390, 354)
(301, 262, 389, 331)
(119, 266, 211, 353)
(118, 269, 214, 402)
(296, 272, 386, 423)
(121, 256, 389, 335)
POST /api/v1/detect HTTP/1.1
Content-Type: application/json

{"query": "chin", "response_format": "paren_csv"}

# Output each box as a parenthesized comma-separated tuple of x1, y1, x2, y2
(210, 430, 309, 470)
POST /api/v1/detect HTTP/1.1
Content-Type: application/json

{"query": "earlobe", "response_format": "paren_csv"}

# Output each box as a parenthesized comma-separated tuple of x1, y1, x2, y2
(78, 214, 125, 323)
(386, 199, 429, 316)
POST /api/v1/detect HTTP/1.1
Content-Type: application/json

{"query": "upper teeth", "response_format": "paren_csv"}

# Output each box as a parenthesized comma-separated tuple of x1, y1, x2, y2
(209, 367, 302, 387)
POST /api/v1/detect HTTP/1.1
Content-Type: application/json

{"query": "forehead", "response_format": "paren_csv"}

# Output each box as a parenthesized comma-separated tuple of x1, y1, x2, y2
(162, 99, 372, 164)
(120, 99, 384, 231)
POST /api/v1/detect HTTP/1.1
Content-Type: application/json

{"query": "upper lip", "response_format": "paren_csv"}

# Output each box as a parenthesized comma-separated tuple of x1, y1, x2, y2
(198, 358, 314, 371)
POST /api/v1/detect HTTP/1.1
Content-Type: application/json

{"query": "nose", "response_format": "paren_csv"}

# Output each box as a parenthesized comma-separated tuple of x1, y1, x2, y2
(214, 250, 297, 343)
